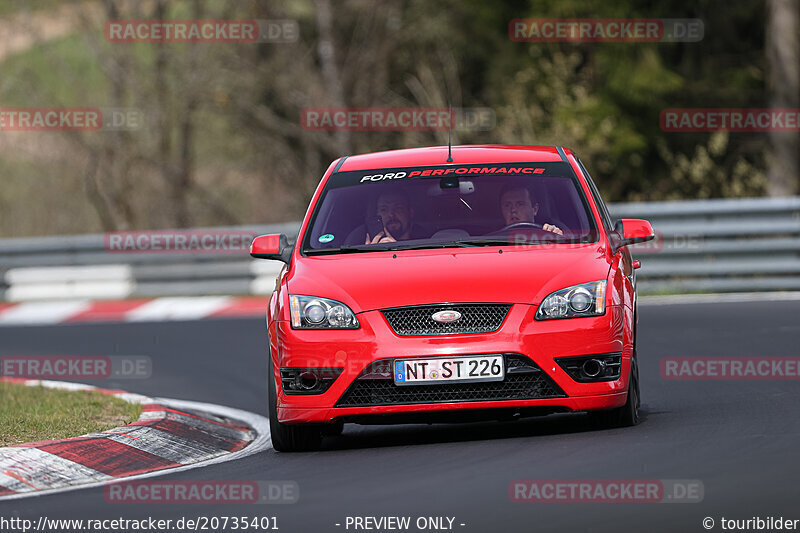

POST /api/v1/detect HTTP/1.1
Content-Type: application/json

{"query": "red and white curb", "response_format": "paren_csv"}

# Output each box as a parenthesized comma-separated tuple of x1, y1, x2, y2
(4, 292, 799, 327)
(0, 296, 268, 327)
(0, 379, 270, 501)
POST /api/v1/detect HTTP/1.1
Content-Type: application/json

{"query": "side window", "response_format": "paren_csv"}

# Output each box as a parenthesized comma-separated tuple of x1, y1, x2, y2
(578, 159, 614, 232)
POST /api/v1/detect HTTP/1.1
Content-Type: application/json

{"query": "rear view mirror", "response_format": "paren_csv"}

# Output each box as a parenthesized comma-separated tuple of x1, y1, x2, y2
(428, 179, 475, 196)
(611, 219, 655, 253)
(250, 233, 293, 263)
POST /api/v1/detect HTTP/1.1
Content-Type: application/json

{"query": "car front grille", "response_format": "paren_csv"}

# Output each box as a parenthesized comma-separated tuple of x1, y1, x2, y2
(381, 303, 512, 336)
(335, 354, 566, 407)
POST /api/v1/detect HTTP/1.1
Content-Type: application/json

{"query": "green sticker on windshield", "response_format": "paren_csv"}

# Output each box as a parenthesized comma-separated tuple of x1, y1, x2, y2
(318, 233, 335, 243)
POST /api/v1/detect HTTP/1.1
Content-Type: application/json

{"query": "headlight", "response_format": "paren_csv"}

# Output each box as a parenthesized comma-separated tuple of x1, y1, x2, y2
(535, 281, 606, 320)
(289, 295, 359, 329)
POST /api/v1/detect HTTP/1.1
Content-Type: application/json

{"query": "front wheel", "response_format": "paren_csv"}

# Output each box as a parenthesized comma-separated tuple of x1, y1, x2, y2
(268, 350, 323, 452)
(589, 351, 640, 429)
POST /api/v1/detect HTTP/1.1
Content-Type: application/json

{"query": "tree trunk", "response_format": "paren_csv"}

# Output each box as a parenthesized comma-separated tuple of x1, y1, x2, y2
(766, 0, 800, 196)
(314, 0, 352, 155)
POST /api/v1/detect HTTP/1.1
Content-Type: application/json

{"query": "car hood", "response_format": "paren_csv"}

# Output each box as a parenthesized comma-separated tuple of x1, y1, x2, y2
(287, 244, 611, 313)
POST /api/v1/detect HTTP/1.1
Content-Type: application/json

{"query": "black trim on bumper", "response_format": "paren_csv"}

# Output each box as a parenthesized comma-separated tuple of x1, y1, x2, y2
(335, 353, 566, 407)
(555, 353, 622, 383)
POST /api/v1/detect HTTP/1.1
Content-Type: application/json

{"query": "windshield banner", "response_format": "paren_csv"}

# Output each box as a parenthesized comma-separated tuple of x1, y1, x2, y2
(328, 162, 574, 188)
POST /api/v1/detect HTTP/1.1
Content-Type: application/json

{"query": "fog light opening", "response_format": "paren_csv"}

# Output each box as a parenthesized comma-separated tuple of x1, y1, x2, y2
(295, 371, 319, 391)
(582, 359, 605, 378)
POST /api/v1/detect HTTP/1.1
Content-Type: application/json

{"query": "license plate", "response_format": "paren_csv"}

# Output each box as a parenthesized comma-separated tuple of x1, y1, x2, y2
(393, 355, 504, 385)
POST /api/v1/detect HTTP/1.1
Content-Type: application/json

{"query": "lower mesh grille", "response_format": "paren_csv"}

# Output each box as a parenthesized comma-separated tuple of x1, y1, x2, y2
(381, 303, 512, 336)
(335, 354, 566, 407)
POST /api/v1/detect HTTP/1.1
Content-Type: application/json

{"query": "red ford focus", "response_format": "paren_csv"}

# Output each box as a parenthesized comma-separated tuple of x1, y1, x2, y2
(251, 145, 654, 451)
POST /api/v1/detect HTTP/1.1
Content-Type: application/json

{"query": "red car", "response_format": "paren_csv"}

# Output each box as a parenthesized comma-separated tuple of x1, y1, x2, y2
(251, 145, 654, 451)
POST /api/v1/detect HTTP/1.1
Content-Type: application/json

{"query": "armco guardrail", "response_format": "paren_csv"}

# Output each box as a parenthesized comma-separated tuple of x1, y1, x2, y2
(613, 197, 800, 293)
(0, 224, 299, 302)
(1, 197, 798, 301)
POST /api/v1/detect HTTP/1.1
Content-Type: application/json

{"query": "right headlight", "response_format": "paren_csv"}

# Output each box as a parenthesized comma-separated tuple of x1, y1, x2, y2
(289, 295, 360, 329)
(535, 281, 606, 320)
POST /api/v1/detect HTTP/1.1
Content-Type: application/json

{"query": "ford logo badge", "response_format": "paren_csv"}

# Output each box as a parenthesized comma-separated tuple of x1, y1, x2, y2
(431, 310, 462, 323)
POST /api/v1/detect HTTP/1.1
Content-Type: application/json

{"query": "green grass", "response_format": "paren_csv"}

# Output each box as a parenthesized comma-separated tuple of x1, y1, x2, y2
(0, 1, 63, 17)
(0, 33, 108, 106)
(0, 381, 142, 446)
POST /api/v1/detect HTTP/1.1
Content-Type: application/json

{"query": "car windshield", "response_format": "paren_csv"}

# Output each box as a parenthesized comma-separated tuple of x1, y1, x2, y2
(302, 161, 598, 254)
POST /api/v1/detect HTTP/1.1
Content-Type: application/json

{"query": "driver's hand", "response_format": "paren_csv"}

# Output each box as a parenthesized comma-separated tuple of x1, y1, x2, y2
(542, 224, 564, 235)
(366, 231, 397, 244)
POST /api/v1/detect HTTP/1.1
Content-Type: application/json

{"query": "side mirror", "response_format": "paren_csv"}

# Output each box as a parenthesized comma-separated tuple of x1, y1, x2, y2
(611, 219, 655, 253)
(250, 233, 293, 263)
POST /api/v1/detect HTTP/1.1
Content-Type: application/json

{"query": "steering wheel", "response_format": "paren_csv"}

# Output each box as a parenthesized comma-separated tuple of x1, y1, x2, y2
(487, 222, 543, 236)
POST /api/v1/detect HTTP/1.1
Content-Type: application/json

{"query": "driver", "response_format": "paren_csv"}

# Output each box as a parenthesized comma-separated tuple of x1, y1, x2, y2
(500, 186, 563, 235)
(365, 191, 425, 244)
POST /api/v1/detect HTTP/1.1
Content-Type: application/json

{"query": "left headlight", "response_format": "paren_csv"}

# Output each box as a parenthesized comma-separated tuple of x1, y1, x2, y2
(535, 281, 606, 320)
(289, 295, 360, 329)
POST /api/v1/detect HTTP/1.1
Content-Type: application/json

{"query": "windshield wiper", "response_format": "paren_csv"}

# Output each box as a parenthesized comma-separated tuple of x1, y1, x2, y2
(306, 241, 475, 254)
(305, 244, 394, 255)
(305, 235, 588, 255)
(387, 241, 473, 251)
(377, 240, 508, 250)
(455, 236, 589, 246)
(451, 239, 512, 247)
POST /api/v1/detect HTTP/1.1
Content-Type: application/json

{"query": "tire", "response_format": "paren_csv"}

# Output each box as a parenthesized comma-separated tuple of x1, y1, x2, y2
(268, 350, 323, 452)
(589, 350, 640, 429)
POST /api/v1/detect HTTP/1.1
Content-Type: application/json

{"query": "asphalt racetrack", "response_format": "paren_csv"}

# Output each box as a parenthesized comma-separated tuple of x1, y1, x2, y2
(1, 299, 799, 532)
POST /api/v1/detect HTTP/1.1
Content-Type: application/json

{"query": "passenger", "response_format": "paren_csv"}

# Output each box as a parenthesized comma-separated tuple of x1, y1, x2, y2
(365, 191, 427, 244)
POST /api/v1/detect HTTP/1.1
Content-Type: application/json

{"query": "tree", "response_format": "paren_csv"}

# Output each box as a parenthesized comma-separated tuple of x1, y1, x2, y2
(766, 0, 799, 196)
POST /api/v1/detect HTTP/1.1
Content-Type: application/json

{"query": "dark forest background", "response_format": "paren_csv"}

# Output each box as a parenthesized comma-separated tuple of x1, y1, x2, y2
(0, 0, 797, 236)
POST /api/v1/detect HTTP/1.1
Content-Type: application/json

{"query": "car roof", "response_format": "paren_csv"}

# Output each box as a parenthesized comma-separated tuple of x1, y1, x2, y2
(337, 145, 572, 171)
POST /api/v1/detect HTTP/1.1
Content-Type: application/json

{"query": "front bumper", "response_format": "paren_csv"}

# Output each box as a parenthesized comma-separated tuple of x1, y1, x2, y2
(271, 303, 631, 424)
